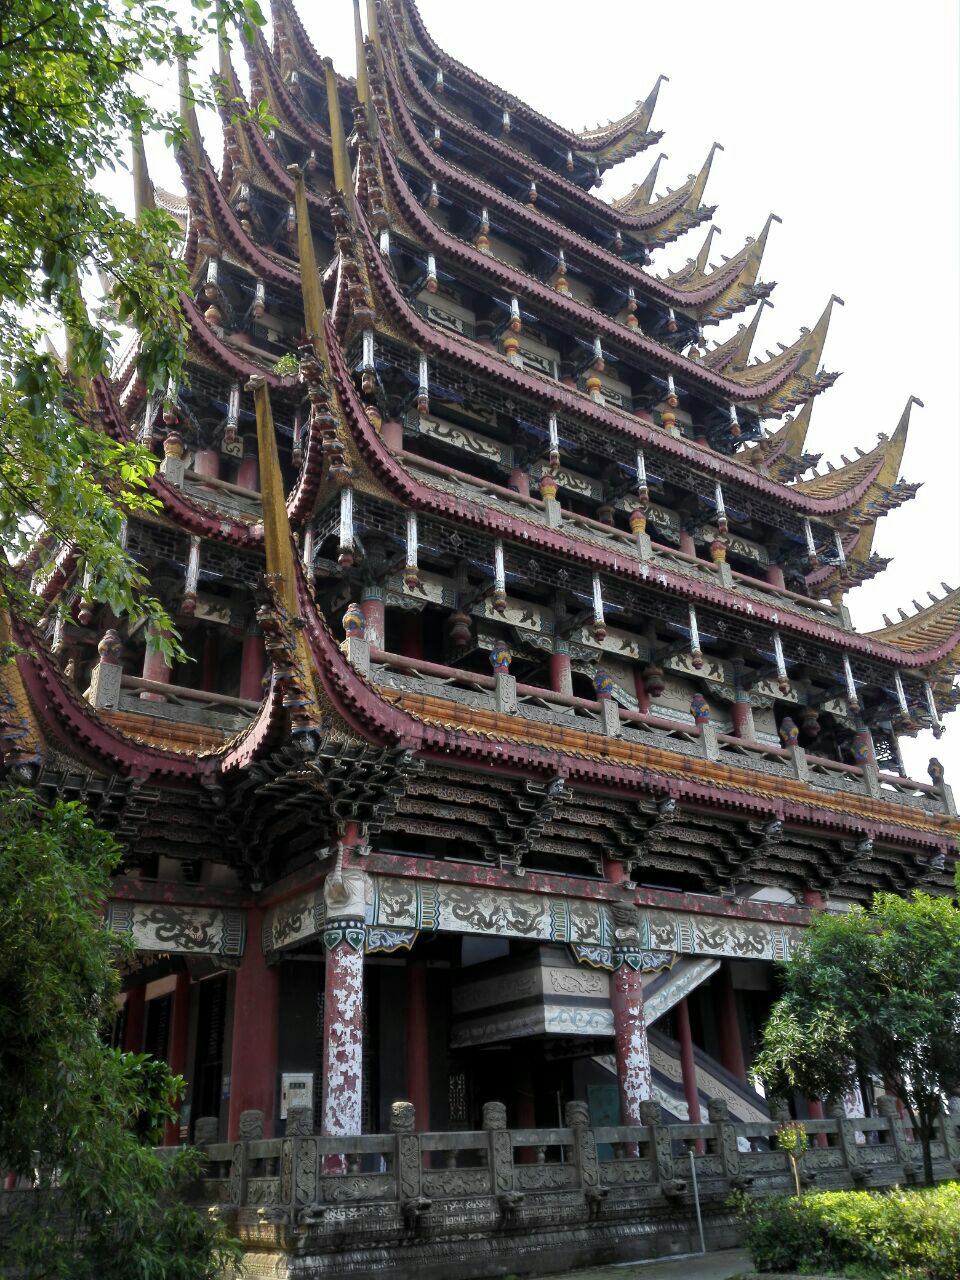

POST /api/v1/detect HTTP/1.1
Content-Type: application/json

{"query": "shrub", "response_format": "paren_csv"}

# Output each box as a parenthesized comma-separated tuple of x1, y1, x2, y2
(736, 1182, 960, 1279)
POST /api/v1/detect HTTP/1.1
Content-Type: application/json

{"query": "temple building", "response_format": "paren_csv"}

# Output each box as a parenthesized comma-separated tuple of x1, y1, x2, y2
(3, 0, 960, 1270)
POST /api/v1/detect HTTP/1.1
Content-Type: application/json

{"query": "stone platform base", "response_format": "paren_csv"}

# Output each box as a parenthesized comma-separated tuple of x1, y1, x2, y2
(235, 1210, 740, 1280)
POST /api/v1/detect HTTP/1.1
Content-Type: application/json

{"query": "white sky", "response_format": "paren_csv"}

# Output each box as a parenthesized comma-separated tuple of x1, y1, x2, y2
(135, 0, 960, 786)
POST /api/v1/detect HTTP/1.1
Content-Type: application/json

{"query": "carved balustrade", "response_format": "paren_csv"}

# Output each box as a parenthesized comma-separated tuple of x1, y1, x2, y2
(190, 1102, 960, 1233)
(365, 648, 954, 815)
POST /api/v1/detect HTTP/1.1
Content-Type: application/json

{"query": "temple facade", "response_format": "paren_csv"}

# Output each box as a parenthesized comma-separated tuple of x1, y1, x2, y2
(4, 0, 960, 1272)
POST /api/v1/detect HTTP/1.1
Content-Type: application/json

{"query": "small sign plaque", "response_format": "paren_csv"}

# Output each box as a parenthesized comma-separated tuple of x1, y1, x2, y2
(280, 1072, 314, 1119)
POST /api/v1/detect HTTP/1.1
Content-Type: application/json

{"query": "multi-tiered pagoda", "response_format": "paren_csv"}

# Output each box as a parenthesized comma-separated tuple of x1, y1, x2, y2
(4, 0, 960, 1269)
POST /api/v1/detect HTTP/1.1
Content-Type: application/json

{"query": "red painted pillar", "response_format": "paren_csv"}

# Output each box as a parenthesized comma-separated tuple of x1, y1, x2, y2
(122, 987, 145, 1053)
(406, 960, 430, 1130)
(731, 699, 752, 738)
(509, 467, 530, 498)
(360, 587, 386, 649)
(239, 628, 266, 701)
(140, 625, 173, 701)
(399, 612, 423, 659)
(201, 629, 219, 692)
(193, 448, 221, 481)
(802, 888, 826, 910)
(165, 971, 191, 1145)
(676, 997, 702, 1128)
(679, 531, 696, 557)
(227, 908, 279, 1139)
(237, 436, 259, 491)
(807, 1097, 829, 1148)
(765, 563, 786, 589)
(633, 669, 651, 714)
(381, 419, 403, 450)
(549, 647, 572, 695)
(717, 964, 747, 1083)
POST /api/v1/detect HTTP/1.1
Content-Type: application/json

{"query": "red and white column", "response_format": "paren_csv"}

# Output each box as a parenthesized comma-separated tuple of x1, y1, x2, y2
(227, 908, 280, 1139)
(321, 827, 367, 1140)
(321, 936, 365, 1138)
(611, 963, 652, 1124)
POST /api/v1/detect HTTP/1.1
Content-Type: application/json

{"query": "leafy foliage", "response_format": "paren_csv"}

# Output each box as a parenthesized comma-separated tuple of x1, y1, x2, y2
(755, 893, 960, 1186)
(0, 0, 264, 651)
(0, 789, 241, 1279)
(736, 1183, 960, 1279)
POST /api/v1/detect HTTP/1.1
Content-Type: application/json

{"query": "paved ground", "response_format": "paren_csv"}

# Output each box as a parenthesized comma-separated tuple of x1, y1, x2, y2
(540, 1248, 751, 1279)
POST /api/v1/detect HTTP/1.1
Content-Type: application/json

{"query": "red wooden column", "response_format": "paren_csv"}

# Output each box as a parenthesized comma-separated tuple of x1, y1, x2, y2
(717, 963, 748, 1083)
(604, 857, 652, 1124)
(237, 435, 259, 491)
(165, 970, 191, 1145)
(549, 643, 572, 695)
(406, 960, 430, 1130)
(359, 586, 386, 649)
(239, 627, 266, 701)
(122, 986, 145, 1052)
(399, 613, 423, 659)
(633, 669, 650, 713)
(765, 563, 786, 589)
(320, 825, 367, 1141)
(227, 907, 280, 1139)
(676, 998, 702, 1125)
(140, 624, 173, 701)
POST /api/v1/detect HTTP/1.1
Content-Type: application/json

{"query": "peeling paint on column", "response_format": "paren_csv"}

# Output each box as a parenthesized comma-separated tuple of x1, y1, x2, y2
(610, 964, 652, 1123)
(321, 940, 364, 1137)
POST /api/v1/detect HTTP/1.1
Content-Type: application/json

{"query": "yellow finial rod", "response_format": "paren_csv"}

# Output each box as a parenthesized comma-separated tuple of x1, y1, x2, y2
(353, 0, 369, 105)
(323, 57, 353, 211)
(286, 164, 327, 344)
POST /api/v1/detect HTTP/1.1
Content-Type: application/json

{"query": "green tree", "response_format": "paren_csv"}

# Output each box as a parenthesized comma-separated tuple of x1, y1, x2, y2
(0, 0, 264, 653)
(755, 892, 960, 1187)
(0, 789, 241, 1279)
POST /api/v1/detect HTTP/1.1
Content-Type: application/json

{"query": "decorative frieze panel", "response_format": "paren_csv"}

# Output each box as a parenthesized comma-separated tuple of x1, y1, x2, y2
(260, 874, 803, 961)
(105, 901, 246, 956)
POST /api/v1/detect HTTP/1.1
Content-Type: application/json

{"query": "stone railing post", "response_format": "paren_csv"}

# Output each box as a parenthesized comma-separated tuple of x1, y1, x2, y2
(699, 721, 720, 761)
(482, 1101, 516, 1204)
(707, 1098, 741, 1184)
(390, 1101, 426, 1223)
(639, 1099, 682, 1197)
(876, 1096, 918, 1181)
(826, 1101, 867, 1186)
(279, 1104, 316, 1212)
(564, 1101, 602, 1210)
(939, 1105, 960, 1166)
(193, 1116, 220, 1145)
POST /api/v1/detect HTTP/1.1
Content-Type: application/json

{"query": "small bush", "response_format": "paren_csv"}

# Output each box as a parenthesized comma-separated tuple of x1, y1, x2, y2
(736, 1182, 960, 1279)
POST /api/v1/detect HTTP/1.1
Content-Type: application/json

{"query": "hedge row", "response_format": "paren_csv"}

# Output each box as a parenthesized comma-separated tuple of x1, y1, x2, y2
(736, 1182, 960, 1279)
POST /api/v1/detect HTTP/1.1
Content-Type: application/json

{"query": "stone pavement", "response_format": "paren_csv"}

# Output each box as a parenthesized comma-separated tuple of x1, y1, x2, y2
(541, 1247, 751, 1279)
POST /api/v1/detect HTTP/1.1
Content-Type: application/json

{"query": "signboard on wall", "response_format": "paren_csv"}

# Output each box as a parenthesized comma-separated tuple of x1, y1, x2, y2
(281, 1072, 314, 1120)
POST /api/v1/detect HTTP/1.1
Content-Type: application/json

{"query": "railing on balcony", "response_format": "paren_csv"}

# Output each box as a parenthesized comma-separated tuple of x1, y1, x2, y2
(364, 647, 955, 817)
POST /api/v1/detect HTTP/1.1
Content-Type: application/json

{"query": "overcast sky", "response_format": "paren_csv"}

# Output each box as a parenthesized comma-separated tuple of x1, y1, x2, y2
(137, 0, 960, 785)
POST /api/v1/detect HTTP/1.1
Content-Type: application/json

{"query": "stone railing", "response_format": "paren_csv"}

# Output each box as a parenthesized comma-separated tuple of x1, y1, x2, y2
(184, 1098, 960, 1279)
